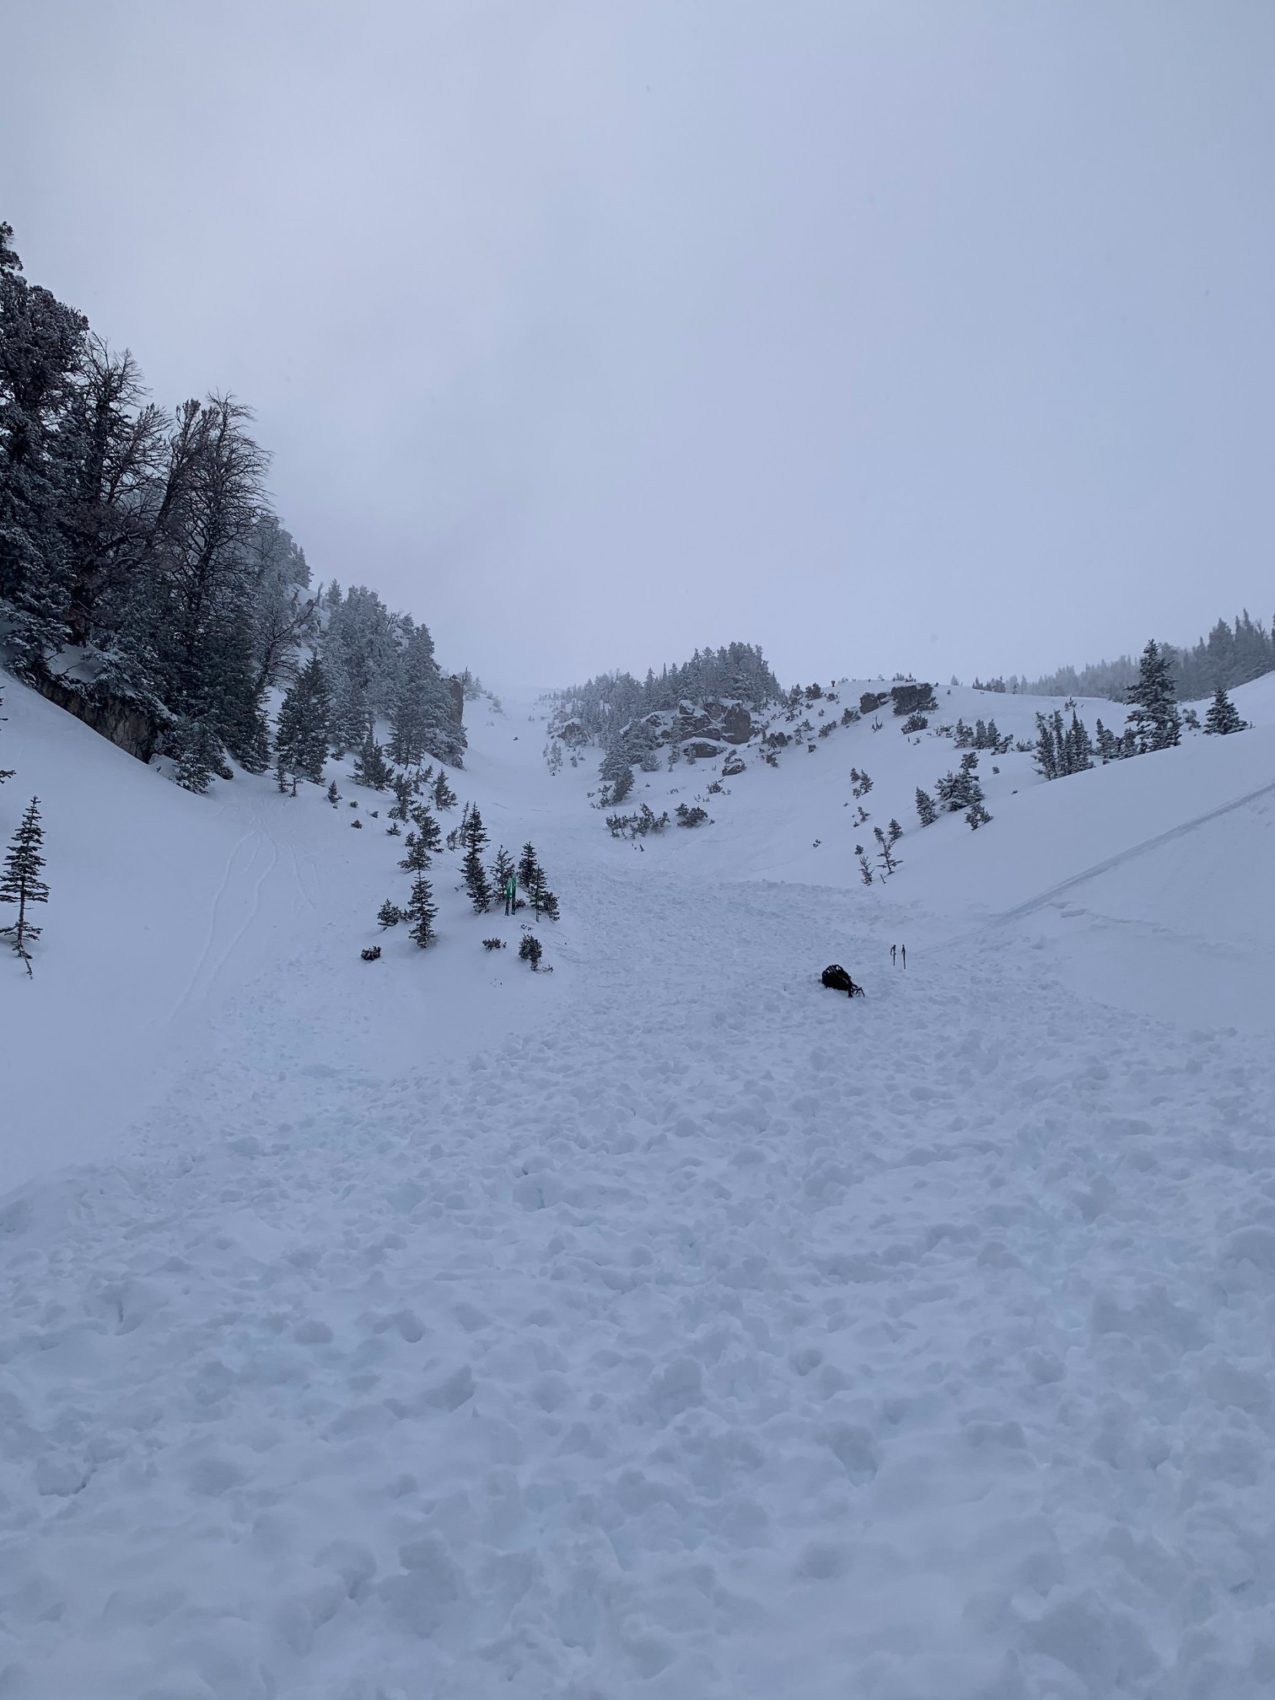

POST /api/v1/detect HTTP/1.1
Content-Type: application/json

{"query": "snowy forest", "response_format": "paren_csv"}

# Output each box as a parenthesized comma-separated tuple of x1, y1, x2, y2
(971, 609, 1275, 702)
(0, 221, 464, 791)
(552, 642, 781, 745)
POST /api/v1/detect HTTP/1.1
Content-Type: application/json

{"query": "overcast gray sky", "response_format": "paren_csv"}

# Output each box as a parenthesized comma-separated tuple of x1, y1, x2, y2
(5, 2, 1273, 689)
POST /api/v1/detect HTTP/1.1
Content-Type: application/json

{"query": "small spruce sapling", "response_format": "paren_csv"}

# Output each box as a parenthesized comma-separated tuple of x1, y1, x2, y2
(1, 797, 49, 976)
(377, 899, 404, 929)
(518, 933, 543, 971)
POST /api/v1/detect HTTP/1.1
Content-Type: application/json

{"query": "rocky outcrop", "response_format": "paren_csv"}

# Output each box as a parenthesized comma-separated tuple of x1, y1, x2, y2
(31, 673, 160, 763)
(683, 740, 725, 761)
(860, 691, 889, 715)
(722, 752, 746, 777)
(673, 699, 755, 747)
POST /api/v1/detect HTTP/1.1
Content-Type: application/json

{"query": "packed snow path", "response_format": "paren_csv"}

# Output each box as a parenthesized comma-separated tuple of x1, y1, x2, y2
(3, 684, 1275, 1698)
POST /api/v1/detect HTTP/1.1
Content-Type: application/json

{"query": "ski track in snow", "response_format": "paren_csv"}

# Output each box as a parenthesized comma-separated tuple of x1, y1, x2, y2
(996, 777, 1275, 925)
(3, 841, 1275, 1700)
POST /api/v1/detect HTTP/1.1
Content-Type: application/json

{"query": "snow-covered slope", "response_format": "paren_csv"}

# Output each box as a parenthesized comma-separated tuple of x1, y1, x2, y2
(585, 675, 1275, 1031)
(1, 670, 1273, 1700)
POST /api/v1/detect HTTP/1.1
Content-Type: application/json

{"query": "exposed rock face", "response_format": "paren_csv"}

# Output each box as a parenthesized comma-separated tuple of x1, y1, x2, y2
(683, 740, 725, 761)
(448, 674, 466, 728)
(673, 700, 754, 747)
(722, 752, 746, 776)
(557, 719, 589, 748)
(719, 703, 753, 745)
(860, 691, 889, 715)
(31, 673, 160, 763)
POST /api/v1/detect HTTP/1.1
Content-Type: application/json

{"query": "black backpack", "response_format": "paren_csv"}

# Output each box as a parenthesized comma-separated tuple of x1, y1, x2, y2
(821, 963, 862, 998)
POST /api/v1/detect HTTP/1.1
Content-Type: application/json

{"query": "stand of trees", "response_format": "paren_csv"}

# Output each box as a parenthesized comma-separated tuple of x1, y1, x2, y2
(551, 643, 780, 746)
(0, 221, 464, 789)
(1025, 610, 1275, 702)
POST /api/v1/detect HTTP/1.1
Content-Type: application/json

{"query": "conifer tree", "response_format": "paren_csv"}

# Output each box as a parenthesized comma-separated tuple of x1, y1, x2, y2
(1125, 640, 1181, 753)
(1094, 719, 1123, 763)
(887, 818, 902, 844)
(518, 841, 541, 893)
(1203, 684, 1246, 735)
(173, 718, 222, 794)
(915, 787, 938, 827)
(518, 933, 543, 971)
(353, 731, 392, 789)
(377, 898, 404, 929)
(599, 745, 634, 805)
(1065, 712, 1094, 773)
(1033, 712, 1059, 780)
(399, 831, 431, 874)
(389, 773, 413, 820)
(1, 796, 49, 975)
(462, 806, 492, 912)
(491, 845, 515, 897)
(410, 804, 443, 856)
(529, 865, 560, 920)
(405, 872, 437, 948)
(327, 779, 340, 806)
(276, 655, 331, 783)
(432, 769, 457, 811)
(936, 751, 984, 812)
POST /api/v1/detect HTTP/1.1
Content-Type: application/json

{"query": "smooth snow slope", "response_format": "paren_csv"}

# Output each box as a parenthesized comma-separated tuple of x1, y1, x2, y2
(1, 676, 1274, 1700)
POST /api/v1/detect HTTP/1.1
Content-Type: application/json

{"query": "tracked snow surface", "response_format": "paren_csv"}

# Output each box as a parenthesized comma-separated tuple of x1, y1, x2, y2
(1, 673, 1274, 1699)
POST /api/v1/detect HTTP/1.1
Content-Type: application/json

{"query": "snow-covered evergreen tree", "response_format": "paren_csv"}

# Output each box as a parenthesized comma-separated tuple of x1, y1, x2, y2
(353, 731, 392, 790)
(518, 842, 541, 894)
(409, 803, 443, 856)
(491, 845, 515, 897)
(377, 899, 404, 929)
(915, 787, 938, 827)
(0, 225, 87, 673)
(1126, 640, 1181, 753)
(432, 769, 457, 812)
(599, 745, 634, 805)
(936, 752, 984, 812)
(275, 655, 330, 784)
(462, 807, 492, 912)
(397, 831, 426, 873)
(1203, 684, 1246, 735)
(0, 795, 49, 975)
(173, 716, 222, 794)
(405, 872, 437, 948)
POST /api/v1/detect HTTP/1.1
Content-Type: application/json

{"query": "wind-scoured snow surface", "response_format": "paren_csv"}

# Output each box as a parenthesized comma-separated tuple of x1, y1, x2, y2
(1, 676, 1274, 1699)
